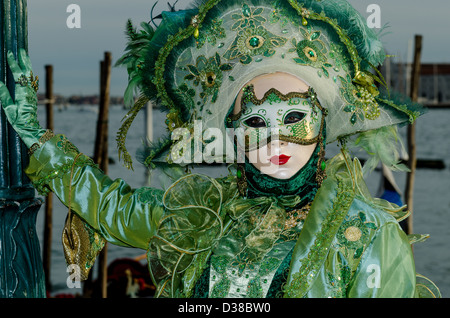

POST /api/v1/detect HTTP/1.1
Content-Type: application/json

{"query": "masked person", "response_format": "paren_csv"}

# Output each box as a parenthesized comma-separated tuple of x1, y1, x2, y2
(0, 0, 441, 298)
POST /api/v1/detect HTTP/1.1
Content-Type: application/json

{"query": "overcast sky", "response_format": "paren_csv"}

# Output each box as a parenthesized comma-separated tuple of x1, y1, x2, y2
(26, 0, 450, 96)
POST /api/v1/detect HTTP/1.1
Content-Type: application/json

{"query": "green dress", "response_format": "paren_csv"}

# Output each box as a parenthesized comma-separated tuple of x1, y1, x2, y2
(25, 134, 440, 298)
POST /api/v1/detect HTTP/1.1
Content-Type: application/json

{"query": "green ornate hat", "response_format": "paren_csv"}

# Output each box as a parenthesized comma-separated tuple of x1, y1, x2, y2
(116, 0, 422, 170)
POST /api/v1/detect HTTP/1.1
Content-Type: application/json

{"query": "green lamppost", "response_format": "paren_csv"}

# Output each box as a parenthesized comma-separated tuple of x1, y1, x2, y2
(0, 0, 46, 298)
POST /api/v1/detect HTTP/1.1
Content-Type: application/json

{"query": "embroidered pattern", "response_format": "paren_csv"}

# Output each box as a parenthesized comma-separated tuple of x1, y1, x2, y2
(28, 129, 55, 156)
(231, 4, 266, 30)
(209, 241, 296, 298)
(289, 27, 333, 78)
(83, 222, 106, 270)
(336, 211, 378, 259)
(224, 25, 287, 64)
(184, 53, 233, 103)
(32, 155, 98, 196)
(283, 179, 355, 298)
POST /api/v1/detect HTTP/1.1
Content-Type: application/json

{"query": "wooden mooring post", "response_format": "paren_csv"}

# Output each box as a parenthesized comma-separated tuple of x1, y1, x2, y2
(43, 64, 54, 292)
(95, 51, 112, 298)
(82, 52, 111, 298)
(404, 35, 423, 236)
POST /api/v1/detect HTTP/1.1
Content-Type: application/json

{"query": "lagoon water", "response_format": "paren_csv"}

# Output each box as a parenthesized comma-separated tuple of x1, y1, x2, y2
(35, 104, 450, 297)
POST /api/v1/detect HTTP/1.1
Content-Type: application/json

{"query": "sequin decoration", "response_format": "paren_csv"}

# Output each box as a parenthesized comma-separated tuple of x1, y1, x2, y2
(209, 240, 296, 298)
(56, 135, 80, 154)
(326, 264, 352, 298)
(195, 18, 227, 49)
(231, 3, 266, 30)
(284, 179, 355, 298)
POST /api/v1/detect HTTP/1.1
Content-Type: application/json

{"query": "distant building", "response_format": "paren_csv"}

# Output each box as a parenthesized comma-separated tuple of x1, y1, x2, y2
(418, 64, 450, 105)
(382, 61, 450, 106)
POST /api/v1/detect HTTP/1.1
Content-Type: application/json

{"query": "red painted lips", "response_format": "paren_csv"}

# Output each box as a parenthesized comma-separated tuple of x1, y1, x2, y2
(270, 155, 291, 165)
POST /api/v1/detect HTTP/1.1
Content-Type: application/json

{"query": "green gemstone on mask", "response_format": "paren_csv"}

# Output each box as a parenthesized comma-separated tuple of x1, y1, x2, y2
(242, 4, 251, 17)
(321, 161, 326, 171)
(308, 50, 315, 57)
(237, 169, 242, 178)
(249, 36, 260, 48)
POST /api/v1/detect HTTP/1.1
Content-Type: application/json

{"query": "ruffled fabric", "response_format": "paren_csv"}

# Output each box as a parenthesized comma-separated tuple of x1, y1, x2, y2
(147, 174, 227, 297)
(147, 172, 304, 297)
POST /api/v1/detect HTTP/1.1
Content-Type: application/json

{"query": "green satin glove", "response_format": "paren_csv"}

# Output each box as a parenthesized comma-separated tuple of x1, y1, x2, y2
(0, 48, 46, 148)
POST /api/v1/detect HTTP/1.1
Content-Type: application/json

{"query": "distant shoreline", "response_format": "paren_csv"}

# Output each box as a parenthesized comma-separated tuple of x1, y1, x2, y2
(37, 93, 125, 106)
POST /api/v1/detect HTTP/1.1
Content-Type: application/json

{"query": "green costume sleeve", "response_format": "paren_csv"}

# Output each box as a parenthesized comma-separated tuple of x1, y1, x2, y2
(347, 222, 416, 298)
(24, 134, 164, 250)
(0, 49, 47, 148)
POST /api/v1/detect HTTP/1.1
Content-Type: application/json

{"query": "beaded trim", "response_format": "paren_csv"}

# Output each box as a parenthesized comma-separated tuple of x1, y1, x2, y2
(283, 179, 354, 298)
(32, 154, 98, 196)
(15, 70, 39, 92)
(28, 129, 55, 156)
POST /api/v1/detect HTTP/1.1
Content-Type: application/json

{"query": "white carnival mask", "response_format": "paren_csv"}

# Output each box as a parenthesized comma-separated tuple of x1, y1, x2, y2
(232, 85, 325, 152)
(230, 85, 326, 179)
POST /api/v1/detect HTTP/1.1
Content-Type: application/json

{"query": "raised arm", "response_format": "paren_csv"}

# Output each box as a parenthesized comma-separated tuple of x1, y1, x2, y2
(0, 49, 164, 250)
